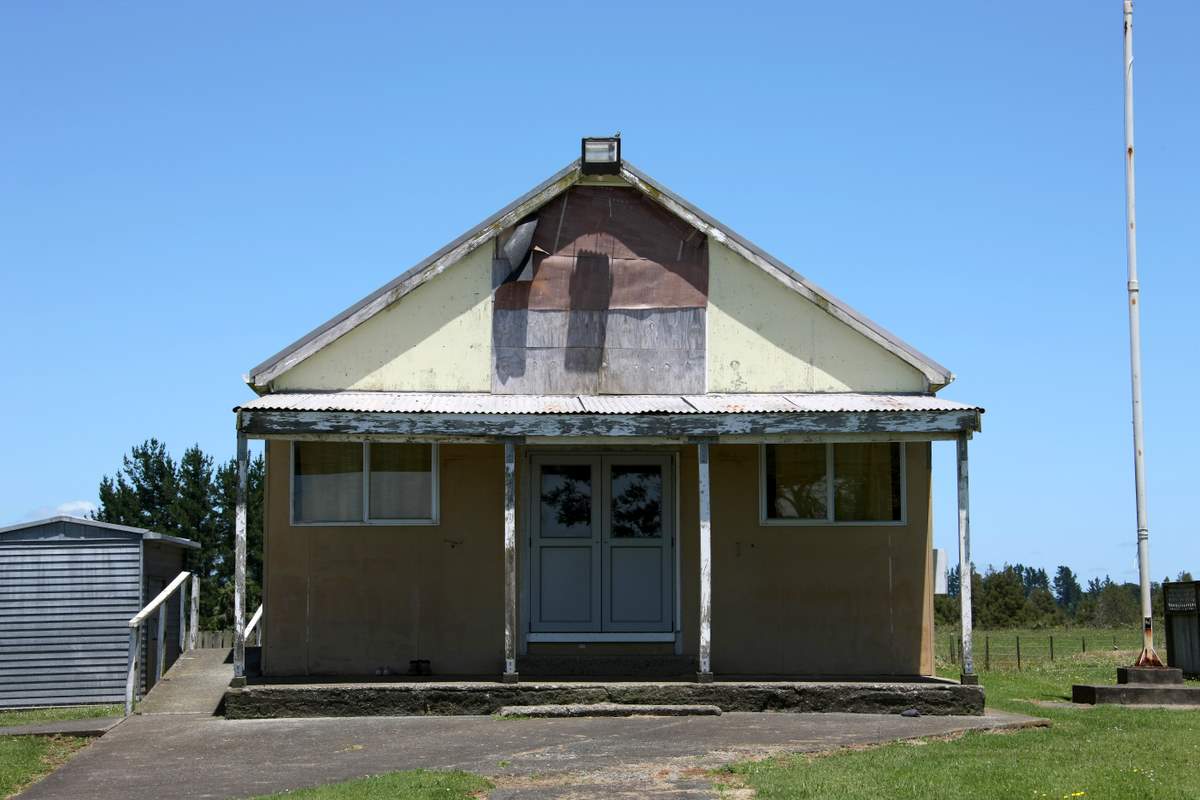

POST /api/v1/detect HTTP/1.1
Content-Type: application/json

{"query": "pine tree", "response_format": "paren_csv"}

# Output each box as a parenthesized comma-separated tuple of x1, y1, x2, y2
(1052, 565, 1083, 616)
(174, 445, 218, 625)
(94, 439, 180, 533)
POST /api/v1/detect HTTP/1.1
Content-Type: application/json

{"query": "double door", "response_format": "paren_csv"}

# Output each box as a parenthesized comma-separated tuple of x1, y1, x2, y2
(529, 454, 674, 634)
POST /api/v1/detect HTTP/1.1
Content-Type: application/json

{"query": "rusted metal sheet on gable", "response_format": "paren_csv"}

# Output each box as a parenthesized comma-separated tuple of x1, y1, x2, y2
(491, 186, 707, 395)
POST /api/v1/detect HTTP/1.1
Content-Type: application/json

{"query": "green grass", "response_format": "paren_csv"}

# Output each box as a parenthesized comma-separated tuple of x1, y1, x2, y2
(0, 704, 122, 730)
(719, 650, 1200, 799)
(0, 735, 89, 798)
(934, 626, 1167, 671)
(247, 770, 492, 799)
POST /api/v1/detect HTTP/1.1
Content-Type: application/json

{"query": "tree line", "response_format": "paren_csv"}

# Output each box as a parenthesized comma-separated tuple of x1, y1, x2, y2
(936, 562, 1195, 629)
(92, 439, 264, 630)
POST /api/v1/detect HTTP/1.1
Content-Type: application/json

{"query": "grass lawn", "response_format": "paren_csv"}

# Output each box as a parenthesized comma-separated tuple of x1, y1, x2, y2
(0, 705, 120, 798)
(0, 736, 89, 799)
(719, 650, 1200, 799)
(0, 704, 121, 730)
(247, 770, 491, 799)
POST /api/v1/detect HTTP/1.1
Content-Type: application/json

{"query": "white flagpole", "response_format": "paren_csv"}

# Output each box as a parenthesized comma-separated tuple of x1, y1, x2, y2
(1122, 0, 1163, 667)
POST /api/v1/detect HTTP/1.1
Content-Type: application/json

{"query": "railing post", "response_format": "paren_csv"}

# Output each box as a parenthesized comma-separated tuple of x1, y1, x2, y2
(178, 581, 186, 656)
(189, 575, 199, 650)
(125, 626, 139, 715)
(155, 604, 166, 685)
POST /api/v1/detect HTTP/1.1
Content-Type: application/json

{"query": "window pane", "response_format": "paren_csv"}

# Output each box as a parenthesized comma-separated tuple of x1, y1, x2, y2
(540, 465, 592, 538)
(765, 444, 827, 520)
(611, 465, 663, 538)
(832, 443, 902, 522)
(369, 444, 433, 520)
(294, 442, 363, 523)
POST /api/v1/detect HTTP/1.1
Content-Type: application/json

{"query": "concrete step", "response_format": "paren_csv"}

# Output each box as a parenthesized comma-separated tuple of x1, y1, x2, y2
(1072, 682, 1200, 705)
(517, 654, 698, 678)
(497, 702, 721, 718)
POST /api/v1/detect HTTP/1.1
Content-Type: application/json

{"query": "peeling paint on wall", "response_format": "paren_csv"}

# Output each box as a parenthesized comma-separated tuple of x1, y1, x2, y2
(273, 246, 494, 392)
(706, 241, 927, 393)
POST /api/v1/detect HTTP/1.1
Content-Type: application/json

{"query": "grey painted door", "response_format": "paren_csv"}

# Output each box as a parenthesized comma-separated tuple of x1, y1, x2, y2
(529, 454, 673, 634)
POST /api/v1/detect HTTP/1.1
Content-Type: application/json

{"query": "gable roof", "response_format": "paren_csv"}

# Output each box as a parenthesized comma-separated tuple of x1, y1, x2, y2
(245, 160, 954, 392)
(0, 515, 200, 548)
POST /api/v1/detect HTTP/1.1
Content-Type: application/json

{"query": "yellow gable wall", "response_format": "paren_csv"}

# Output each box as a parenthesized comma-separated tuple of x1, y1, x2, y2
(272, 245, 493, 392)
(706, 241, 927, 393)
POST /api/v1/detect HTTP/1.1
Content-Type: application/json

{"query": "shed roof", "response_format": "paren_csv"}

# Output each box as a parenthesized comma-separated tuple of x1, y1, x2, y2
(245, 160, 955, 392)
(0, 515, 200, 549)
(237, 391, 982, 416)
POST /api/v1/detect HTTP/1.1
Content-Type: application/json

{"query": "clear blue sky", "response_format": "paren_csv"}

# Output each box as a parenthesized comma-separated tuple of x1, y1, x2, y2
(1, 2, 1195, 583)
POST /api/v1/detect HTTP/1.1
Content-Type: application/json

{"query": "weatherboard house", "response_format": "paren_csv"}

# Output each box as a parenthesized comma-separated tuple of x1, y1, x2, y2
(230, 139, 983, 686)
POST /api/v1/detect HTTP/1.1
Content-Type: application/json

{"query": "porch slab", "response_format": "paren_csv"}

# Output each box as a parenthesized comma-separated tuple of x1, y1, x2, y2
(224, 679, 984, 719)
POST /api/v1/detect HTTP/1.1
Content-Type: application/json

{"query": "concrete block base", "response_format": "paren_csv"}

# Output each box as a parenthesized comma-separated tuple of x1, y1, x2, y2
(1117, 666, 1184, 685)
(696, 672, 714, 684)
(500, 673, 520, 685)
(224, 680, 985, 719)
(1072, 682, 1200, 706)
(960, 673, 980, 685)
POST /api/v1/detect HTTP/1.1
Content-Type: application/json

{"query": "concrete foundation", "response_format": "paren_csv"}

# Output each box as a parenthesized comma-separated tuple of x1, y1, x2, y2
(1074, 665, 1199, 705)
(224, 680, 984, 719)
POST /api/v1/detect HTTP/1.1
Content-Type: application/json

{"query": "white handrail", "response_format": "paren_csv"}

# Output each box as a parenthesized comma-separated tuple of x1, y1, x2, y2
(126, 570, 197, 716)
(129, 571, 190, 628)
(244, 605, 263, 642)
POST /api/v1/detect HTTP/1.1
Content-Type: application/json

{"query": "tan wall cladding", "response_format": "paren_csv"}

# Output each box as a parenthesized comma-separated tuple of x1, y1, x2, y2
(263, 441, 932, 677)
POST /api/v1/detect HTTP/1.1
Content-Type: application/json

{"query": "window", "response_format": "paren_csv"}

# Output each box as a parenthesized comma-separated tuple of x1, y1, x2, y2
(292, 442, 438, 525)
(761, 443, 904, 525)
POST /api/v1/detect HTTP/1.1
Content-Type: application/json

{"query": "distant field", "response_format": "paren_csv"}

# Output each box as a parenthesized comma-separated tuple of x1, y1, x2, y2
(935, 626, 1168, 671)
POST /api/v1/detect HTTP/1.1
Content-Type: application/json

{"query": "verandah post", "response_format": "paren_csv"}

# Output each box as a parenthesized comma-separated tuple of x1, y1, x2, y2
(697, 441, 713, 683)
(232, 428, 248, 686)
(956, 433, 977, 684)
(502, 441, 519, 684)
(189, 575, 199, 650)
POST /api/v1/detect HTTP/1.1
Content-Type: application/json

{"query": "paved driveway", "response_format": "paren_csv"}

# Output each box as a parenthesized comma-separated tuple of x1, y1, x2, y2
(21, 709, 1046, 799)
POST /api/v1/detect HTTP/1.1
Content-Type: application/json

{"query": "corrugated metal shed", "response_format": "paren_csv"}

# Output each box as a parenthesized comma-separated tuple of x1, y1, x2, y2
(0, 516, 198, 709)
(237, 391, 983, 415)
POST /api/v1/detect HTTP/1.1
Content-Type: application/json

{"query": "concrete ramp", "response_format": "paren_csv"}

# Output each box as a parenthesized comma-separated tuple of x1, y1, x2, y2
(137, 648, 232, 715)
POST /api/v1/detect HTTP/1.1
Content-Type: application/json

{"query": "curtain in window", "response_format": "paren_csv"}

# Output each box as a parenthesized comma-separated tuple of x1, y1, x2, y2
(369, 444, 433, 520)
(293, 442, 363, 523)
(765, 444, 827, 520)
(832, 443, 901, 522)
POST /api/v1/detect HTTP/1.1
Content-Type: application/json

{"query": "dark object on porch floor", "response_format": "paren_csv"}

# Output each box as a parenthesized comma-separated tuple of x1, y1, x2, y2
(1072, 665, 1200, 705)
(224, 679, 984, 719)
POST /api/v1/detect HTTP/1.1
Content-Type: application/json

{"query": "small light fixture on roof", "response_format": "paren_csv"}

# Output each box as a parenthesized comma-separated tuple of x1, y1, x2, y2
(581, 135, 621, 175)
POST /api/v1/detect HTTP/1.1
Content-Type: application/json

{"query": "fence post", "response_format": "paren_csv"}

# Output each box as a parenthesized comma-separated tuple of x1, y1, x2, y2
(1050, 635, 1054, 662)
(985, 636, 990, 671)
(189, 576, 199, 650)
(155, 604, 166, 686)
(177, 582, 186, 657)
(1082, 636, 1087, 654)
(125, 626, 138, 716)
(1016, 636, 1022, 671)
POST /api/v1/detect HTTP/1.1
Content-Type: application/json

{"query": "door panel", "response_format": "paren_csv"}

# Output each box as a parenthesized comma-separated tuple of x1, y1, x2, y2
(529, 457, 601, 632)
(529, 453, 674, 635)
(601, 456, 674, 632)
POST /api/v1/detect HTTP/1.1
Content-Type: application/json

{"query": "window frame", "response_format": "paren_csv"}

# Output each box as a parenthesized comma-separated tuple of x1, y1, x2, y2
(289, 441, 440, 527)
(758, 442, 907, 527)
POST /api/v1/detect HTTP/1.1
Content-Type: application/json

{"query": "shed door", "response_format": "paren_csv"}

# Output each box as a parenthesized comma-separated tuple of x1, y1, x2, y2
(529, 454, 673, 634)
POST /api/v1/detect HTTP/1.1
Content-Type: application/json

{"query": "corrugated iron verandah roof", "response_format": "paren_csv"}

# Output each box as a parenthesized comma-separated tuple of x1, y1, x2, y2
(236, 392, 982, 416)
(235, 392, 983, 440)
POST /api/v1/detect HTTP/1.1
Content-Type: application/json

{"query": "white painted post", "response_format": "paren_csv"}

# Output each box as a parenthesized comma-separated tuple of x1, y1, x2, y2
(956, 434, 977, 682)
(697, 442, 713, 682)
(177, 581, 186, 656)
(189, 575, 199, 650)
(155, 604, 166, 685)
(502, 441, 518, 683)
(124, 626, 138, 715)
(233, 430, 248, 684)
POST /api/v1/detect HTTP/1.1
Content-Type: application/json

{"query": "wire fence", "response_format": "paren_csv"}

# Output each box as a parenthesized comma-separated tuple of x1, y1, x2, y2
(937, 628, 1166, 671)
